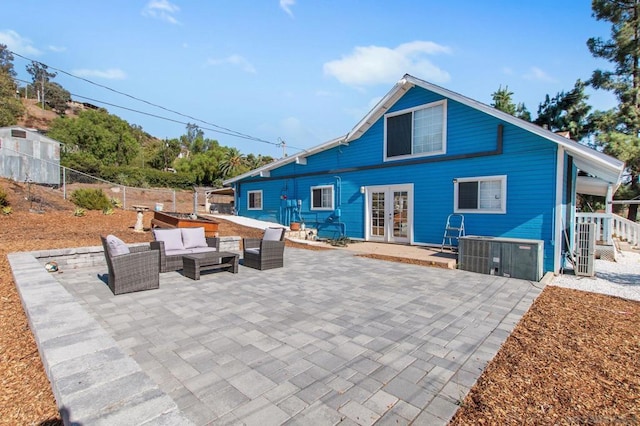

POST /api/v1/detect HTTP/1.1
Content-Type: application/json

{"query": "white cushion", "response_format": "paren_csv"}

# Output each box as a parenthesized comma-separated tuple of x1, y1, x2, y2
(106, 235, 130, 256)
(245, 248, 260, 255)
(263, 227, 283, 241)
(182, 227, 208, 249)
(153, 228, 184, 251)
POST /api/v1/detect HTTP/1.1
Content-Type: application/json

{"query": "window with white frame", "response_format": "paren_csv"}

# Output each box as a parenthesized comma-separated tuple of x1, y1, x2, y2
(385, 100, 446, 160)
(311, 185, 334, 210)
(454, 175, 506, 213)
(248, 190, 263, 210)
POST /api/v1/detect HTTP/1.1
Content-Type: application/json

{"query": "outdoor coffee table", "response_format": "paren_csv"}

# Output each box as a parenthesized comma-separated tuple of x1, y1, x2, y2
(182, 251, 239, 280)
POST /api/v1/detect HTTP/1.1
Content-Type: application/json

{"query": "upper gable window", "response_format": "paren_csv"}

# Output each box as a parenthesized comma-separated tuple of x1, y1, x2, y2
(385, 100, 446, 160)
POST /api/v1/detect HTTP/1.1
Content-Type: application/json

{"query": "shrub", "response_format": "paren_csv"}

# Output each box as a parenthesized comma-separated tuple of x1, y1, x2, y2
(73, 207, 86, 217)
(2, 206, 12, 215)
(110, 197, 122, 208)
(102, 206, 114, 215)
(70, 188, 112, 210)
(0, 187, 9, 207)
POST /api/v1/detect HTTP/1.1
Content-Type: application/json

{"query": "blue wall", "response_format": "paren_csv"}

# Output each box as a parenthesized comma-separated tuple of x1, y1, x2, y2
(235, 86, 560, 272)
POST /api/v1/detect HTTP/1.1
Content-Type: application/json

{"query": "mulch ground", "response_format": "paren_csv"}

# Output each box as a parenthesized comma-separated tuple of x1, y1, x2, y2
(1, 179, 639, 425)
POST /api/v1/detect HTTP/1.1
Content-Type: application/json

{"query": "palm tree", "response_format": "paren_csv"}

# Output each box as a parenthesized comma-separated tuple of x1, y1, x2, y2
(219, 147, 246, 178)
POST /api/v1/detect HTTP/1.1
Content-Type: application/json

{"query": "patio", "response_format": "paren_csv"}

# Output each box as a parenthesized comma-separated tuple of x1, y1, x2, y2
(11, 246, 542, 425)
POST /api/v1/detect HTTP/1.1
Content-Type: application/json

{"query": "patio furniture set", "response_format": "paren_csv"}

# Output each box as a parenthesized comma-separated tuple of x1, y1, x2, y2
(101, 226, 286, 295)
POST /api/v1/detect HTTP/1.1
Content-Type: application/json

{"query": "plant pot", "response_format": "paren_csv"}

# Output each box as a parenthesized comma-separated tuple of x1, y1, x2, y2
(290, 222, 300, 231)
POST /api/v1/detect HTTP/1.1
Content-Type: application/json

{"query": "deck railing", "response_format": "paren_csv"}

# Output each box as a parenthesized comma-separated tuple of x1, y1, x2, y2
(575, 212, 640, 246)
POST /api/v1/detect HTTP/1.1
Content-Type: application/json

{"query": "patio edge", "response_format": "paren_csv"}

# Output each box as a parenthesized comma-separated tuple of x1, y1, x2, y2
(8, 249, 194, 426)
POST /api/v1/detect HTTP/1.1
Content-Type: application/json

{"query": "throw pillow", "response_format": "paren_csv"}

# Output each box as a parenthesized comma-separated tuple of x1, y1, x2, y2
(106, 235, 130, 256)
(263, 227, 284, 241)
(153, 228, 185, 251)
(182, 227, 208, 249)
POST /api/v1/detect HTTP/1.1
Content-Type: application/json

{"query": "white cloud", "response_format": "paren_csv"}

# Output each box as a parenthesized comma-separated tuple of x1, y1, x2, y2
(48, 45, 66, 53)
(324, 41, 451, 87)
(280, 0, 295, 17)
(0, 30, 41, 56)
(523, 66, 554, 82)
(142, 0, 181, 24)
(72, 68, 127, 80)
(207, 54, 256, 74)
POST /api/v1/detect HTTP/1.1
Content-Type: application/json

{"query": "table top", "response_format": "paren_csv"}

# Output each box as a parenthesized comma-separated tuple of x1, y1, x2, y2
(182, 251, 238, 260)
(132, 205, 150, 211)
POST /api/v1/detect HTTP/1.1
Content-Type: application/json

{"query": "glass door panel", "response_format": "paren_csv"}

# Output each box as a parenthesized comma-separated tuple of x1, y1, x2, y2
(371, 191, 386, 238)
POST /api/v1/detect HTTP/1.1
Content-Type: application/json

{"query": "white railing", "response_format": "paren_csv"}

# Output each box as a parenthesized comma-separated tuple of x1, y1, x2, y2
(575, 212, 639, 246)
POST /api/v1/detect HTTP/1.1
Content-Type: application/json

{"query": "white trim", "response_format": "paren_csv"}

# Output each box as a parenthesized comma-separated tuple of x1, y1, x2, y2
(364, 183, 413, 243)
(554, 147, 564, 274)
(383, 99, 447, 162)
(454, 175, 507, 214)
(310, 185, 334, 210)
(224, 74, 623, 188)
(247, 190, 263, 210)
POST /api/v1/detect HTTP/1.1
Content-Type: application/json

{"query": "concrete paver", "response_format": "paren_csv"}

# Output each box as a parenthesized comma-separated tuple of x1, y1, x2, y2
(13, 246, 543, 425)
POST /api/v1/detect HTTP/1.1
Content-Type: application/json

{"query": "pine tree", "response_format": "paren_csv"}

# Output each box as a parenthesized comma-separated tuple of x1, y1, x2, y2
(588, 0, 640, 220)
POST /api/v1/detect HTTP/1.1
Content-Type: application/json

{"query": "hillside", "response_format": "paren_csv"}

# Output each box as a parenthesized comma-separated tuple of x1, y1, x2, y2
(16, 98, 83, 131)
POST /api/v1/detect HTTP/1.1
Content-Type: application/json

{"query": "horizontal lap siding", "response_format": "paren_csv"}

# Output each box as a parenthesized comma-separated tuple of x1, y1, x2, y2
(237, 86, 560, 271)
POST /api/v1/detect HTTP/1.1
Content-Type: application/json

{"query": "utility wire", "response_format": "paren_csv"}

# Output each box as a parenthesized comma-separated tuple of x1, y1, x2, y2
(10, 50, 307, 152)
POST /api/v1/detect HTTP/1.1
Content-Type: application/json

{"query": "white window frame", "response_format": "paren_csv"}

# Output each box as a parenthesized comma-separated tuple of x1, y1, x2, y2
(310, 185, 334, 211)
(384, 99, 447, 161)
(247, 190, 263, 210)
(454, 175, 507, 214)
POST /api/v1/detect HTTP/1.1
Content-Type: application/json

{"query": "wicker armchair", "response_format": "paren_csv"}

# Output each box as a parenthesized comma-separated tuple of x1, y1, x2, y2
(242, 227, 286, 270)
(100, 235, 160, 295)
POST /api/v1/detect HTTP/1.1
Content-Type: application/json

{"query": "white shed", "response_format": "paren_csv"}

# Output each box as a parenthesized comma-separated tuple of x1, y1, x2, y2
(0, 126, 61, 184)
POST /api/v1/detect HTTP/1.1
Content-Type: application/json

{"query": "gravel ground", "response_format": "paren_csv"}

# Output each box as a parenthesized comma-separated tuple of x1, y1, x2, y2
(551, 249, 640, 302)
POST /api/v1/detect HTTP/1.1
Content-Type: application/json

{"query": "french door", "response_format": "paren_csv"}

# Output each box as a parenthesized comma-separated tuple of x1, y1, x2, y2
(366, 184, 412, 243)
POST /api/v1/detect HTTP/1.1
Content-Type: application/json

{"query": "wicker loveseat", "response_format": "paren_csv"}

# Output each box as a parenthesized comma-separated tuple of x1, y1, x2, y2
(100, 235, 160, 295)
(150, 227, 219, 272)
(242, 227, 286, 270)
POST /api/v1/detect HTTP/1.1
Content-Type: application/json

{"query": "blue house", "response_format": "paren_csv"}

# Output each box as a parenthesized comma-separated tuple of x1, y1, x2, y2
(224, 74, 624, 274)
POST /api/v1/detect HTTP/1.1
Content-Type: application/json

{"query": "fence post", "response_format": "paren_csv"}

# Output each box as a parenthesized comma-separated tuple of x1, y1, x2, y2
(172, 191, 176, 212)
(62, 167, 66, 199)
(123, 186, 127, 210)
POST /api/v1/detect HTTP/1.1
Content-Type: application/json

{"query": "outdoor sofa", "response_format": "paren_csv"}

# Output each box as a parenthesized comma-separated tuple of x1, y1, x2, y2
(101, 235, 160, 295)
(243, 227, 286, 270)
(150, 227, 219, 272)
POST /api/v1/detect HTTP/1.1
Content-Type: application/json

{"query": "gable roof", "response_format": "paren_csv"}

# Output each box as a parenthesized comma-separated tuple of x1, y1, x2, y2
(225, 74, 624, 186)
(0, 126, 63, 146)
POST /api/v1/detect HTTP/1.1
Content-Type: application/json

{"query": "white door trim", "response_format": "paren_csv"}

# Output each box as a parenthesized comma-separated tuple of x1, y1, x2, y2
(364, 184, 413, 244)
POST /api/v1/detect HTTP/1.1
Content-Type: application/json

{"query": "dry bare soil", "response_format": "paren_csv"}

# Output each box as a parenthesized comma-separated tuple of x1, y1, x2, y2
(0, 179, 638, 425)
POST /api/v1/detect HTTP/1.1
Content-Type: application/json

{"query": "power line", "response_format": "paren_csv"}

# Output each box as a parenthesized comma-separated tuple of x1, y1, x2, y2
(9, 50, 307, 152)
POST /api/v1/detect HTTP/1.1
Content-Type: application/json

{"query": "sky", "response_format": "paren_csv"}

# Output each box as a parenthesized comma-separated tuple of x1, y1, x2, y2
(1, 1, 618, 158)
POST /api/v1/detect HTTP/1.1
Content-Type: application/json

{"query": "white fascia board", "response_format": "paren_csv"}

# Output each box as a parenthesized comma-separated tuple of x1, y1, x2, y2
(402, 75, 625, 185)
(222, 135, 346, 185)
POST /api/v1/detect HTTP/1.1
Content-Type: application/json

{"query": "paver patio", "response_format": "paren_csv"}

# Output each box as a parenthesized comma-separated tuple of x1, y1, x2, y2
(13, 247, 542, 425)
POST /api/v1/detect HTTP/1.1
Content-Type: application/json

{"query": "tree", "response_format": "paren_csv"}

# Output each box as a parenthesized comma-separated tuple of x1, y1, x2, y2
(0, 46, 24, 125)
(0, 44, 17, 77)
(0, 66, 24, 126)
(26, 61, 59, 109)
(491, 85, 530, 120)
(588, 0, 640, 221)
(48, 109, 140, 168)
(44, 81, 71, 115)
(219, 147, 247, 178)
(534, 80, 592, 141)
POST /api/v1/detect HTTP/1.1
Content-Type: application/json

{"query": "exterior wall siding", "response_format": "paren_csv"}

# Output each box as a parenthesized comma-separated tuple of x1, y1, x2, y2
(235, 86, 560, 272)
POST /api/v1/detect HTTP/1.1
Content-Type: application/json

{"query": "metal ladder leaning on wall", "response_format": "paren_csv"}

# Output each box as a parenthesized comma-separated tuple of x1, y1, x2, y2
(441, 214, 465, 252)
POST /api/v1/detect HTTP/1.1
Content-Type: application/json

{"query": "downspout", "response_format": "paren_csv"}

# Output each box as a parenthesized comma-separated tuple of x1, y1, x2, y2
(333, 176, 346, 237)
(553, 147, 565, 274)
